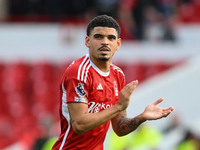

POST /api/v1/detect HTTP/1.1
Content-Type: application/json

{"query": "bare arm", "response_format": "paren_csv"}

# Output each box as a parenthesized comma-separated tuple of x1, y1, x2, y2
(112, 98, 174, 136)
(112, 110, 145, 136)
(68, 80, 138, 134)
(68, 102, 122, 134)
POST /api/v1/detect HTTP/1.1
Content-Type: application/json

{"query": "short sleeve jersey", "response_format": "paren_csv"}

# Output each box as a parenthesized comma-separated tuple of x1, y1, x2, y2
(52, 54, 126, 150)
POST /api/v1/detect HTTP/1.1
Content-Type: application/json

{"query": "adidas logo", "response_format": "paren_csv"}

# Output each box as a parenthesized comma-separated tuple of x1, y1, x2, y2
(97, 83, 103, 90)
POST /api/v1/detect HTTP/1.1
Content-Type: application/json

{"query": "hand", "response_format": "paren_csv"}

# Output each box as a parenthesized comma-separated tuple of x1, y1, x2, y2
(142, 98, 174, 121)
(117, 80, 138, 111)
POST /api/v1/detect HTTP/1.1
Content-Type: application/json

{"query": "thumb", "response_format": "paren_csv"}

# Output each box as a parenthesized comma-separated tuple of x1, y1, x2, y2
(152, 98, 164, 106)
(128, 80, 138, 86)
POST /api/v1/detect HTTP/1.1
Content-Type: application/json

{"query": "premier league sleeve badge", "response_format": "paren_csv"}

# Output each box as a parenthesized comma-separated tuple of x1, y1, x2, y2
(75, 83, 87, 103)
(75, 83, 86, 97)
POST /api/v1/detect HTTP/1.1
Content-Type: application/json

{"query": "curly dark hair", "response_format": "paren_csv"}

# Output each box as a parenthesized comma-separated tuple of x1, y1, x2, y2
(86, 15, 121, 38)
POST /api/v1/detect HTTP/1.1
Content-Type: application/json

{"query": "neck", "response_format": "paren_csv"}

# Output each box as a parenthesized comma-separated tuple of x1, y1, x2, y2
(90, 56, 111, 73)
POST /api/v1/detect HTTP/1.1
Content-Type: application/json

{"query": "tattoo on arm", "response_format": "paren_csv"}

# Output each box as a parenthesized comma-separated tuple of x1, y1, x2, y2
(70, 111, 87, 124)
(71, 118, 75, 124)
(116, 114, 144, 136)
(118, 102, 122, 106)
(122, 110, 127, 118)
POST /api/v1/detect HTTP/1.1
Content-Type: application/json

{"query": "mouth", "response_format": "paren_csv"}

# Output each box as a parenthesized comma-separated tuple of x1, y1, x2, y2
(98, 46, 111, 54)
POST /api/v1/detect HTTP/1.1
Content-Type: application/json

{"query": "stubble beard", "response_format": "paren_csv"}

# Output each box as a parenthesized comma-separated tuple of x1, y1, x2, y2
(97, 46, 111, 61)
(98, 55, 110, 61)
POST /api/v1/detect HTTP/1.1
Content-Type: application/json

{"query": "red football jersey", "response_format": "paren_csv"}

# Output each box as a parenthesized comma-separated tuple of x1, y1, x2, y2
(52, 54, 125, 150)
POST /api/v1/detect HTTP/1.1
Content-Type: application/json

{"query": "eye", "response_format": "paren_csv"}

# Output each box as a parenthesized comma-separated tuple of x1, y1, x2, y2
(94, 34, 102, 39)
(108, 35, 116, 40)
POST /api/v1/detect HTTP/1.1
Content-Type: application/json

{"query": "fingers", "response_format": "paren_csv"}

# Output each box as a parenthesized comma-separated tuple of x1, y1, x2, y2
(163, 106, 174, 113)
(165, 106, 174, 113)
(128, 80, 138, 91)
(152, 98, 164, 106)
(123, 80, 138, 94)
(132, 80, 138, 86)
(153, 98, 174, 113)
(152, 98, 174, 118)
(126, 80, 138, 87)
(118, 80, 138, 110)
(162, 106, 174, 117)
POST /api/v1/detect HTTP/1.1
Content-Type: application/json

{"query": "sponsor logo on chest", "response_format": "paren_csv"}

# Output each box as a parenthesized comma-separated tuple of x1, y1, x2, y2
(88, 101, 115, 113)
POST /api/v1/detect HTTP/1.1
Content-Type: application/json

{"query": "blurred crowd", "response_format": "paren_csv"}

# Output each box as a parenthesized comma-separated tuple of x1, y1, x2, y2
(0, 0, 200, 41)
(107, 112, 200, 150)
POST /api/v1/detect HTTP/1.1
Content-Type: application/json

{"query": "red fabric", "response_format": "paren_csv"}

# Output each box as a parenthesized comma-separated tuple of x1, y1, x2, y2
(52, 54, 125, 150)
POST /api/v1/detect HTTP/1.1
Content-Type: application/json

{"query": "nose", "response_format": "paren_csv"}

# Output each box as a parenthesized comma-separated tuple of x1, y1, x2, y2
(101, 37, 109, 45)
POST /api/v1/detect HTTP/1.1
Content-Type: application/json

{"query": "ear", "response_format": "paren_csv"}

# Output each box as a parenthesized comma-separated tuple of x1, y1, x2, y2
(85, 36, 90, 48)
(116, 38, 122, 51)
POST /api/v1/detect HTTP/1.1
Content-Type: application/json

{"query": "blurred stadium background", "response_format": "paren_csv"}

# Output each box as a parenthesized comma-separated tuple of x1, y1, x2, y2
(0, 0, 200, 150)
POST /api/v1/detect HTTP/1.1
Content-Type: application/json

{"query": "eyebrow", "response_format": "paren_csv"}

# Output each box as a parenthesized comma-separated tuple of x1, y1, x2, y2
(93, 34, 117, 38)
(93, 34, 103, 37)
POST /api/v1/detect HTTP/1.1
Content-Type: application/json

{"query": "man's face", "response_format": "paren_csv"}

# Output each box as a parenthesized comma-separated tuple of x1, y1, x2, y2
(85, 26, 121, 63)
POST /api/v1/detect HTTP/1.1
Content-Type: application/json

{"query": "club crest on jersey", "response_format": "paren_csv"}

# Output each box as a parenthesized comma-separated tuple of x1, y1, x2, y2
(113, 81, 119, 96)
(76, 83, 86, 97)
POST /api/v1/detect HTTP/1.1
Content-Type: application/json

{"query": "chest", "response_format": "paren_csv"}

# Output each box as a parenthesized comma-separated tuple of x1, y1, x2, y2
(87, 73, 120, 113)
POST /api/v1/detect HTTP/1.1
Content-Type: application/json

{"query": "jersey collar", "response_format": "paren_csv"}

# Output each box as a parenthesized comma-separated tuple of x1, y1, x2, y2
(88, 54, 110, 77)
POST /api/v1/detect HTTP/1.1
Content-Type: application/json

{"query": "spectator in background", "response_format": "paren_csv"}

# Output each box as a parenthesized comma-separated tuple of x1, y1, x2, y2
(36, 0, 61, 21)
(6, 0, 179, 37)
(7, 0, 96, 21)
(177, 0, 200, 23)
(118, 0, 176, 41)
(107, 123, 162, 150)
(8, 0, 31, 15)
(162, 112, 183, 135)
(31, 114, 55, 150)
(59, 0, 95, 20)
(176, 130, 200, 150)
(0, 0, 8, 21)
(93, 0, 121, 18)
(159, 0, 178, 41)
(8, 0, 62, 21)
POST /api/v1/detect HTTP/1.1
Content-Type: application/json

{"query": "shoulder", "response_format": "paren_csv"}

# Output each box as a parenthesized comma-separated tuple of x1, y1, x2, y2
(64, 54, 92, 82)
(110, 64, 125, 77)
(110, 64, 126, 89)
